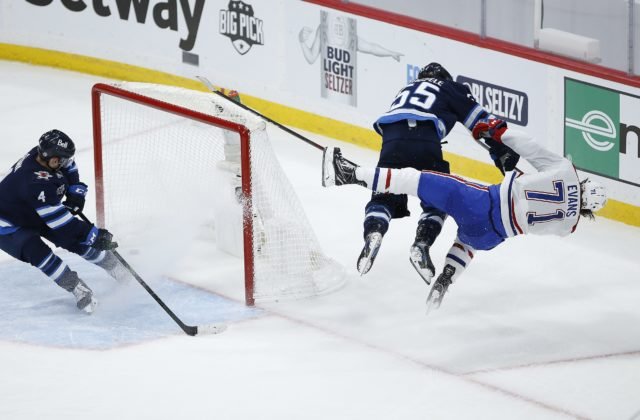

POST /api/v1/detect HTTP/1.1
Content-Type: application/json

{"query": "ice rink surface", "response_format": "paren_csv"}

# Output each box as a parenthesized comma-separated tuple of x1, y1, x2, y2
(1, 61, 640, 420)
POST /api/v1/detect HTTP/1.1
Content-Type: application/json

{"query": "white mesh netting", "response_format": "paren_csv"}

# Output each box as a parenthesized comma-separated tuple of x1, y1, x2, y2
(96, 82, 344, 303)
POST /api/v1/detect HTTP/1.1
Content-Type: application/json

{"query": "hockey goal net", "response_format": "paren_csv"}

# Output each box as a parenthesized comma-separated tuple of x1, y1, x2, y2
(91, 82, 344, 305)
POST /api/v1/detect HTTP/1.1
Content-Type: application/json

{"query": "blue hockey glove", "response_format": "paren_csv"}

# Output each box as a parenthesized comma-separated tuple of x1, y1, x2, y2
(63, 183, 88, 215)
(82, 226, 118, 250)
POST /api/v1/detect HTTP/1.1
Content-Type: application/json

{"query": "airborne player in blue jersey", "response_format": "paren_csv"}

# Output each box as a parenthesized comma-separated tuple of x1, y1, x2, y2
(323, 119, 607, 311)
(0, 130, 118, 313)
(359, 62, 520, 282)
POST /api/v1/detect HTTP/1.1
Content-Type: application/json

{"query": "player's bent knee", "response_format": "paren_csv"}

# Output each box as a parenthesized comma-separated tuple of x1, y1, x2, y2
(19, 234, 52, 267)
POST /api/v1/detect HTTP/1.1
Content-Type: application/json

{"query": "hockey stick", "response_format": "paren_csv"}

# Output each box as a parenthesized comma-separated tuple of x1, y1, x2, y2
(196, 76, 327, 150)
(473, 136, 524, 175)
(78, 212, 226, 336)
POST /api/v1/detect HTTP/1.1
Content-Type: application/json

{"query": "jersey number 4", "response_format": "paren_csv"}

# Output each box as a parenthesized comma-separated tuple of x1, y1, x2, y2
(525, 180, 565, 225)
(389, 81, 439, 111)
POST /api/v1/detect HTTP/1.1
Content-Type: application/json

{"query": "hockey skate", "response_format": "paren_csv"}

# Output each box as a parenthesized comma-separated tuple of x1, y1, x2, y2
(357, 231, 383, 275)
(322, 147, 364, 187)
(425, 264, 455, 315)
(409, 241, 435, 285)
(72, 280, 97, 314)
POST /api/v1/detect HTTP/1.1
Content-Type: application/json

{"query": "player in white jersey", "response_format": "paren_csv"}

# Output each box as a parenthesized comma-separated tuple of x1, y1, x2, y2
(322, 118, 607, 311)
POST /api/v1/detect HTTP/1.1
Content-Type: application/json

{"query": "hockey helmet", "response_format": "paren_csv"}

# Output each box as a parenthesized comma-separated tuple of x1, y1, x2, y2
(38, 129, 75, 168)
(580, 178, 607, 212)
(418, 62, 453, 81)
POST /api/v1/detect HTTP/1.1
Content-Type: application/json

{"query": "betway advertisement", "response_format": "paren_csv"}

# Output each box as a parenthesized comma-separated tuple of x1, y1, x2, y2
(1, 0, 278, 90)
(16, 0, 208, 52)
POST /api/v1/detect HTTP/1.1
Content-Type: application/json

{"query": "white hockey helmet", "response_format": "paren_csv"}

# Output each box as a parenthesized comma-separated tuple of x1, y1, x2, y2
(580, 179, 607, 212)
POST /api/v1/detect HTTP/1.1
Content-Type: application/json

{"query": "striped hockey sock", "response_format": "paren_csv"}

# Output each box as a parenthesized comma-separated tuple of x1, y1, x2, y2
(443, 240, 475, 282)
(356, 167, 421, 196)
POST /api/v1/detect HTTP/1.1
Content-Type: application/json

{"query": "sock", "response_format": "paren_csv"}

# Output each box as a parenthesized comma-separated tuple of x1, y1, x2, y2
(356, 167, 421, 196)
(443, 240, 475, 282)
(355, 167, 376, 187)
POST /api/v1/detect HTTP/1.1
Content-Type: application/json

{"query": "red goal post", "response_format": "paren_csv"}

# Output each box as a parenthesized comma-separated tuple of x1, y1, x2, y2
(91, 82, 343, 305)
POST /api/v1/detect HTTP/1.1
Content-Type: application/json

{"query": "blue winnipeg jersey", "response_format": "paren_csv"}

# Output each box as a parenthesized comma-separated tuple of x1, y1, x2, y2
(0, 147, 90, 241)
(374, 77, 487, 139)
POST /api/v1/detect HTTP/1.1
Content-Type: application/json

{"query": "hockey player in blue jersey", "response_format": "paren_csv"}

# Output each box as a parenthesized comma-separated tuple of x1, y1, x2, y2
(359, 62, 520, 283)
(323, 118, 607, 311)
(0, 130, 119, 314)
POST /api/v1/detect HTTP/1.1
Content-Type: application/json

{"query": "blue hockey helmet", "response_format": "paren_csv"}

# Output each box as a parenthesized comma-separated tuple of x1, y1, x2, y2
(38, 129, 76, 167)
(418, 62, 453, 81)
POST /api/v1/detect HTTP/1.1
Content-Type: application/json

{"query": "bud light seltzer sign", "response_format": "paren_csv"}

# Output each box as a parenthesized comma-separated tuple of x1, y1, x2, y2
(319, 11, 357, 106)
(220, 0, 264, 55)
(298, 11, 402, 107)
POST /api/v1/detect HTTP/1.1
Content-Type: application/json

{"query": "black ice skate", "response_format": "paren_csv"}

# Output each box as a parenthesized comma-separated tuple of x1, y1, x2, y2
(409, 241, 435, 285)
(72, 279, 97, 314)
(357, 231, 383, 275)
(425, 264, 455, 315)
(322, 147, 365, 187)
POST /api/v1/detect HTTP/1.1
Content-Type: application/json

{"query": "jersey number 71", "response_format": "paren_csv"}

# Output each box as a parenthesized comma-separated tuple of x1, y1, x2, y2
(525, 180, 566, 225)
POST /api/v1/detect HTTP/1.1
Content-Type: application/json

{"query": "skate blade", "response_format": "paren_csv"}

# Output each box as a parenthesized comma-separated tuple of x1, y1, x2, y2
(358, 259, 373, 276)
(425, 285, 445, 316)
(321, 147, 335, 187)
(357, 233, 383, 275)
(409, 254, 434, 286)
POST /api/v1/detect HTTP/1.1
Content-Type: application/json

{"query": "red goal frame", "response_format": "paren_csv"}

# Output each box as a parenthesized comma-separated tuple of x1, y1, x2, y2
(91, 83, 258, 305)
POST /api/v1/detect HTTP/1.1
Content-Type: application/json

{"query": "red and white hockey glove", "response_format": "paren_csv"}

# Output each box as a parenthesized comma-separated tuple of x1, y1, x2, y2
(472, 118, 507, 142)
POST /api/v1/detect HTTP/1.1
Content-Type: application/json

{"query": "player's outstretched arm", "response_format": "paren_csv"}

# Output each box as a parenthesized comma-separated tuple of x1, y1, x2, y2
(471, 118, 520, 174)
(472, 119, 565, 173)
(500, 130, 566, 173)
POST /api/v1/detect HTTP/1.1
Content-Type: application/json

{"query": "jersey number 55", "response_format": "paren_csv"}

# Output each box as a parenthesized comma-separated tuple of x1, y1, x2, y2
(389, 81, 440, 112)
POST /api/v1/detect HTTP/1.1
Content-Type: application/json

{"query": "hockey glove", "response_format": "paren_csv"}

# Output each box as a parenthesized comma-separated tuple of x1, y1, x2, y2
(486, 138, 520, 175)
(93, 228, 118, 251)
(82, 226, 118, 250)
(472, 118, 507, 142)
(63, 183, 88, 215)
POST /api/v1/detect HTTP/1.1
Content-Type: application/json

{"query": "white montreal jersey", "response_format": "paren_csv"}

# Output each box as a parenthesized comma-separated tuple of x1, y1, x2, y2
(498, 130, 581, 237)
